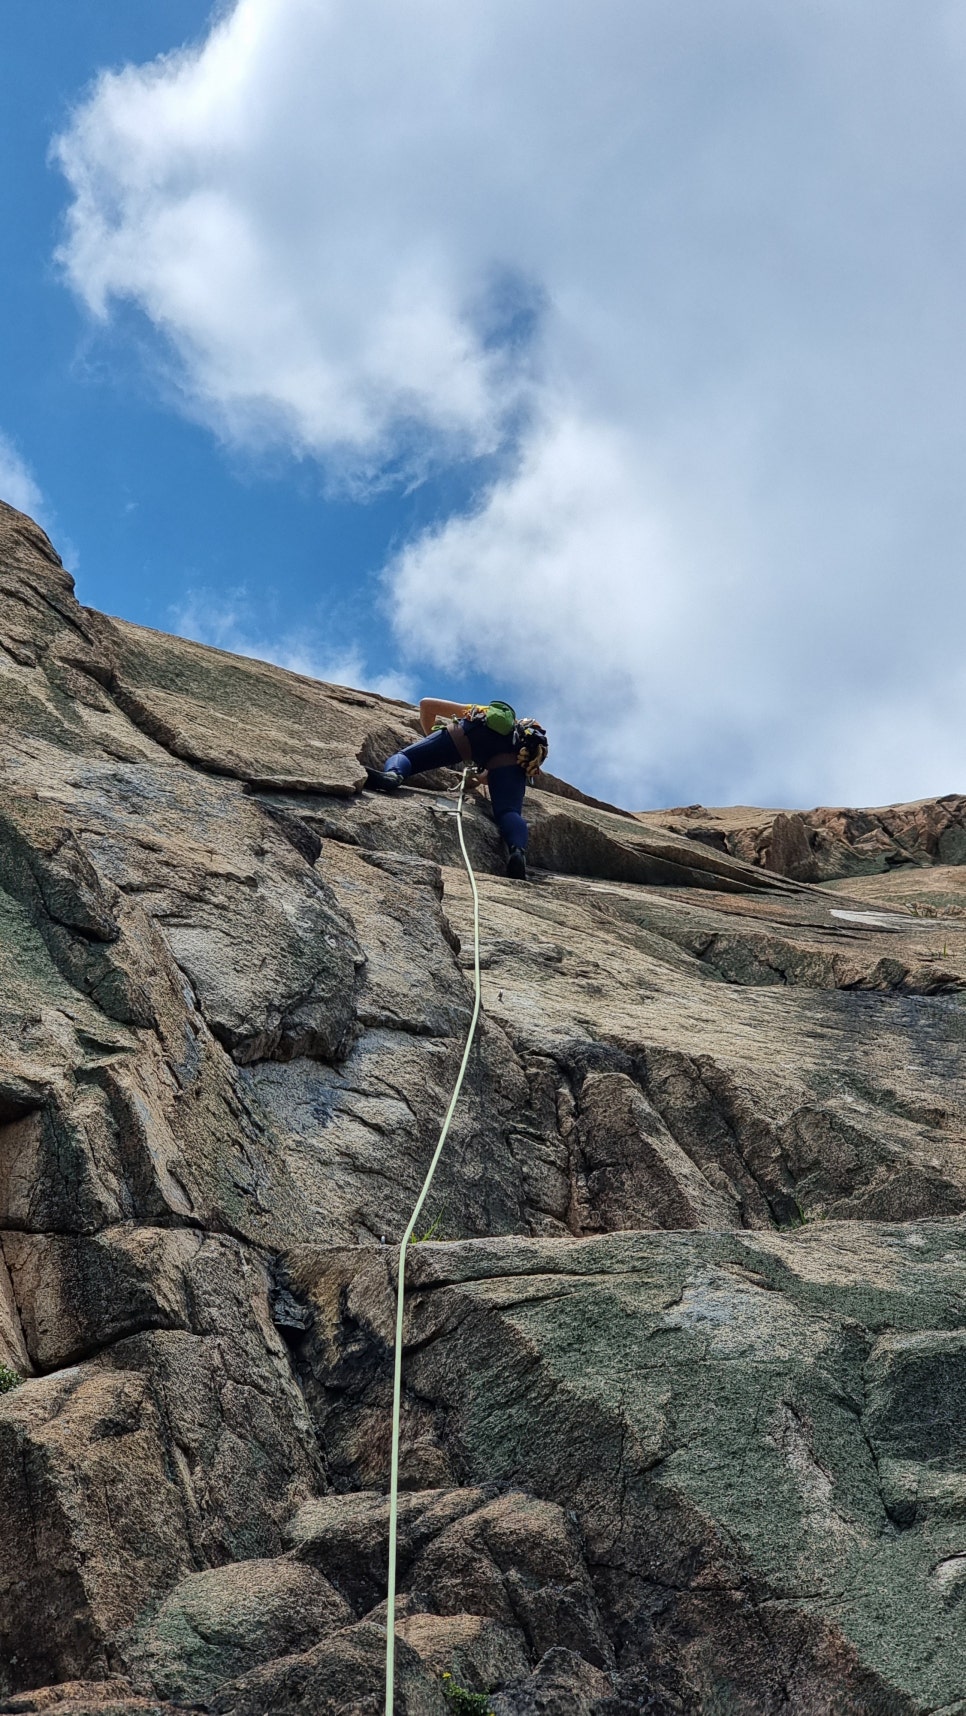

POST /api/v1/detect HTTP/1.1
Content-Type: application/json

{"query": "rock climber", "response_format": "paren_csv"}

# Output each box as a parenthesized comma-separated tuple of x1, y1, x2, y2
(366, 697, 548, 881)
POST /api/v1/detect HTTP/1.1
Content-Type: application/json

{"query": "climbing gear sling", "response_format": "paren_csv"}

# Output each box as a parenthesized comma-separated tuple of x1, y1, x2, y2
(446, 708, 548, 781)
(466, 699, 517, 736)
(443, 704, 517, 767)
(432, 702, 516, 735)
(447, 719, 474, 765)
(384, 766, 484, 1716)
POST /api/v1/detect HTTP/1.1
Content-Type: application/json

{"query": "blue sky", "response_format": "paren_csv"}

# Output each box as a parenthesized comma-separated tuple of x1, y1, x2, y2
(3, 1, 966, 808)
(0, 0, 477, 701)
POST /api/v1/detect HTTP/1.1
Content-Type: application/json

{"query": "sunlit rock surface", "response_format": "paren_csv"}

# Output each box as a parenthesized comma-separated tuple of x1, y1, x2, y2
(0, 499, 964, 1715)
(637, 799, 966, 883)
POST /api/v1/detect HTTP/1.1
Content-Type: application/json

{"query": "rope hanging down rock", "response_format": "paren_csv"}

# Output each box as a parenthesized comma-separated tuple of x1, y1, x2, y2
(384, 767, 484, 1715)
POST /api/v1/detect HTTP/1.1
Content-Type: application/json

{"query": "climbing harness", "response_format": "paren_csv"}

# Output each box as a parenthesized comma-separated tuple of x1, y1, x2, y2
(430, 703, 548, 782)
(384, 766, 483, 1716)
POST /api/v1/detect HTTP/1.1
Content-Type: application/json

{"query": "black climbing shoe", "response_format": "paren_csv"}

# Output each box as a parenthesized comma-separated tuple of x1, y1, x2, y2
(366, 767, 403, 793)
(506, 845, 527, 880)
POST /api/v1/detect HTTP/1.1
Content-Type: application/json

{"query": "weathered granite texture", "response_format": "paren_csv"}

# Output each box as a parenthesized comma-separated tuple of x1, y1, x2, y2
(638, 799, 966, 882)
(0, 498, 965, 1715)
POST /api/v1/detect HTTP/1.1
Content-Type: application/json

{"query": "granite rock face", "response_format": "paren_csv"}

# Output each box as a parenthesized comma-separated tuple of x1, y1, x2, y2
(0, 498, 965, 1715)
(638, 799, 966, 883)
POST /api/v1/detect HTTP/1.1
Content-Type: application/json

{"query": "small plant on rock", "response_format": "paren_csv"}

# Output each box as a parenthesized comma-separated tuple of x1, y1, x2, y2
(0, 1362, 21, 1394)
(440, 1671, 494, 1716)
(411, 1206, 447, 1244)
(775, 1199, 810, 1231)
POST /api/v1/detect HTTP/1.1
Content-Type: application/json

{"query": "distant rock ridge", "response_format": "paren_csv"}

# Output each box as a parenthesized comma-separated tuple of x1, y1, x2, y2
(0, 496, 965, 1715)
(639, 795, 966, 882)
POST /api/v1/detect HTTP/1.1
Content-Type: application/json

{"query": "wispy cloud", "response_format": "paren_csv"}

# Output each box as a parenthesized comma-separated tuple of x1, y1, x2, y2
(0, 433, 44, 521)
(171, 585, 414, 702)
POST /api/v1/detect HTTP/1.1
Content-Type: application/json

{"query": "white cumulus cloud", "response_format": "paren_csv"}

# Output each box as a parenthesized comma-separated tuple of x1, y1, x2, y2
(55, 0, 966, 805)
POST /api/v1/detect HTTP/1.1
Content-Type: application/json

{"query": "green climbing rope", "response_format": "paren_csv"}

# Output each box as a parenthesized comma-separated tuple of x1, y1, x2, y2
(384, 767, 483, 1715)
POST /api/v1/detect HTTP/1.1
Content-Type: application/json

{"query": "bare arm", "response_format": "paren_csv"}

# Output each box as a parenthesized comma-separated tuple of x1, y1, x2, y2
(419, 696, 471, 735)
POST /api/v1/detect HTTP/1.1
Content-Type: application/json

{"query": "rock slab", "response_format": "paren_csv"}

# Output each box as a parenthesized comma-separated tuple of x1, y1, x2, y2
(0, 498, 965, 1714)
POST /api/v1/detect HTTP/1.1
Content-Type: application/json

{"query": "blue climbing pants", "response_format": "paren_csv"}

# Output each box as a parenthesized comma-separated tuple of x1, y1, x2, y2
(384, 732, 529, 849)
(486, 765, 528, 850)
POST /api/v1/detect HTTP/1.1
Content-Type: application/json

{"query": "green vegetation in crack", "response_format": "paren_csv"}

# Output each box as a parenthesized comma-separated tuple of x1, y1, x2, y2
(440, 1673, 494, 1716)
(410, 1206, 448, 1244)
(0, 1363, 22, 1394)
(776, 1199, 816, 1230)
